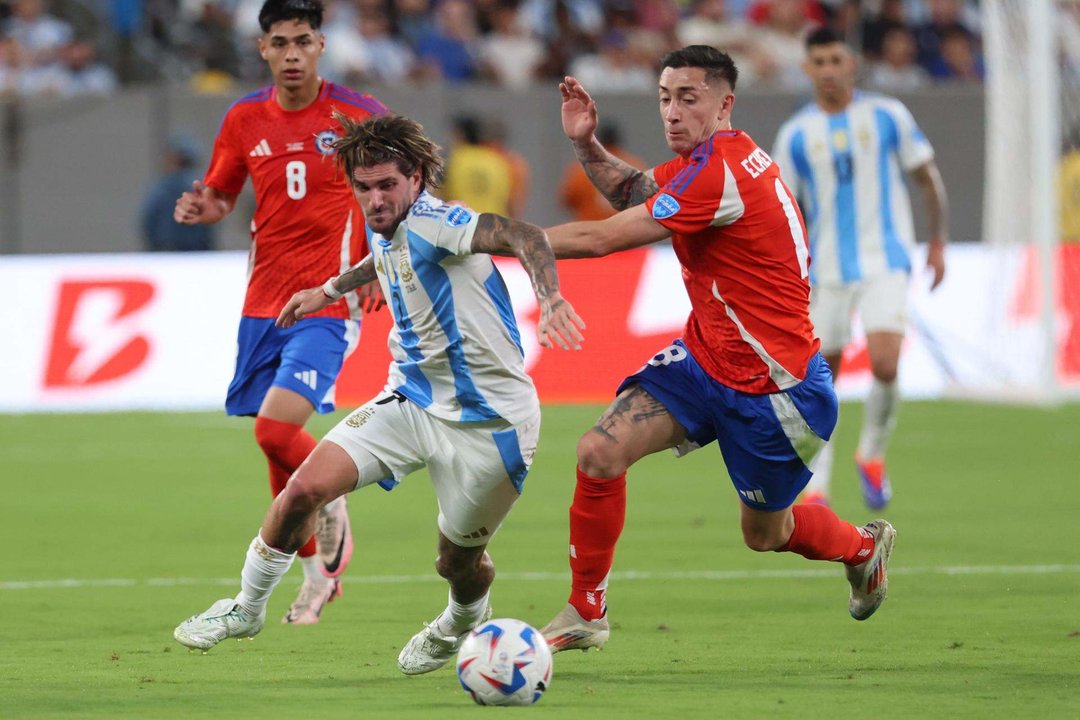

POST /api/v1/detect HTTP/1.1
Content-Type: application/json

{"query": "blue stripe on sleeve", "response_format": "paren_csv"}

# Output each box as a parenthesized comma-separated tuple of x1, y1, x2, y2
(874, 107, 911, 272)
(407, 230, 500, 422)
(828, 112, 861, 282)
(492, 427, 528, 493)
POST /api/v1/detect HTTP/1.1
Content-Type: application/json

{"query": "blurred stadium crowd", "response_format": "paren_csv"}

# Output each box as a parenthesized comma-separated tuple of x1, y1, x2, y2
(0, 0, 985, 98)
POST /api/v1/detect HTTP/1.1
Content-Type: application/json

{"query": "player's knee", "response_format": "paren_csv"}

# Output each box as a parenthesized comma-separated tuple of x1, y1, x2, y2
(740, 526, 785, 553)
(871, 363, 898, 383)
(254, 416, 297, 462)
(280, 468, 331, 514)
(576, 432, 628, 478)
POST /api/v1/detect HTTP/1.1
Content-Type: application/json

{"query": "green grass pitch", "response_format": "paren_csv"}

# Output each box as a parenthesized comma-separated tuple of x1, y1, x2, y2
(2, 402, 1078, 719)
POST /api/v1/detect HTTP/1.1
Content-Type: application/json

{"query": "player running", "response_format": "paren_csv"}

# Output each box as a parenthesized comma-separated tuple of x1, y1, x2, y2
(772, 28, 949, 509)
(535, 45, 896, 653)
(173, 0, 387, 625)
(174, 113, 586, 675)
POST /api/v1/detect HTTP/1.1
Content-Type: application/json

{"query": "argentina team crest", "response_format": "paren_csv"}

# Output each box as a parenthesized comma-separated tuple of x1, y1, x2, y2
(652, 193, 681, 219)
(314, 129, 340, 156)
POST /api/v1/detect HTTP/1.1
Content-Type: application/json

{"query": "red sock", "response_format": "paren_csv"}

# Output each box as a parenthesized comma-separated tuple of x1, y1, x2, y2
(568, 467, 626, 620)
(254, 416, 319, 558)
(778, 504, 874, 566)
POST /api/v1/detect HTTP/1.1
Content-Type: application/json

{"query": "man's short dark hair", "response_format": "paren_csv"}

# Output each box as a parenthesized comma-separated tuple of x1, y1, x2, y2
(258, 0, 324, 33)
(660, 45, 738, 92)
(806, 26, 845, 51)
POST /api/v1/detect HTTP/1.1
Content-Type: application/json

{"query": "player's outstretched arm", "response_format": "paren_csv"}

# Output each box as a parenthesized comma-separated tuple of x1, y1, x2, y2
(276, 255, 379, 328)
(560, 76, 660, 211)
(911, 159, 949, 290)
(173, 181, 237, 225)
(471, 213, 585, 351)
(544, 203, 671, 260)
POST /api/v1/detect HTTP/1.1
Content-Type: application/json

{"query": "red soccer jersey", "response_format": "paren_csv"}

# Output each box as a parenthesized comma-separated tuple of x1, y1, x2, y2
(204, 81, 387, 319)
(645, 130, 819, 394)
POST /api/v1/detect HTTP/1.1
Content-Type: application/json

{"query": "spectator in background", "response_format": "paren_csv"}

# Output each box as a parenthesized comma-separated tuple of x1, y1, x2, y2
(927, 27, 982, 82)
(866, 26, 928, 90)
(861, 0, 908, 61)
(57, 40, 118, 95)
(534, 0, 597, 80)
(323, 3, 416, 85)
(486, 119, 530, 218)
(416, 0, 479, 83)
(752, 0, 819, 89)
(1061, 130, 1080, 244)
(442, 115, 514, 215)
(141, 135, 218, 252)
(394, 0, 435, 49)
(677, 0, 772, 87)
(0, 33, 22, 95)
(558, 122, 645, 222)
(3, 0, 71, 67)
(567, 29, 654, 92)
(913, 0, 978, 75)
(479, 0, 545, 89)
(519, 0, 603, 44)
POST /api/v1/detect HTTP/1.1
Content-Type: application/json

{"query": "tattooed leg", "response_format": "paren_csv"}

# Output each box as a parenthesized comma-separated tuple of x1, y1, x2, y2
(578, 384, 686, 478)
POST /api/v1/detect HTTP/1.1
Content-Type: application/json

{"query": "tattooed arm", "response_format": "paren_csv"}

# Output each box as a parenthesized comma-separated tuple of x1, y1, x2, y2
(332, 255, 378, 293)
(573, 138, 660, 210)
(276, 255, 380, 328)
(560, 76, 660, 210)
(471, 213, 586, 350)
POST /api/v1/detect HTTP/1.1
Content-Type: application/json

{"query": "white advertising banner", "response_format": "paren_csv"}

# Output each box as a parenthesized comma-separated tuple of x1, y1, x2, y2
(1, 245, 1076, 413)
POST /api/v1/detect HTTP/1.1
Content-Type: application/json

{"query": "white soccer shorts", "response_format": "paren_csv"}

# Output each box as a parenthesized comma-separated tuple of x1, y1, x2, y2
(810, 270, 909, 354)
(323, 390, 540, 548)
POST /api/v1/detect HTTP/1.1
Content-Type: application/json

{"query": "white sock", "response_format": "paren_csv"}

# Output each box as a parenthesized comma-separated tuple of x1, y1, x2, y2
(805, 439, 834, 496)
(236, 534, 295, 617)
(858, 378, 899, 460)
(435, 589, 490, 636)
(299, 554, 329, 583)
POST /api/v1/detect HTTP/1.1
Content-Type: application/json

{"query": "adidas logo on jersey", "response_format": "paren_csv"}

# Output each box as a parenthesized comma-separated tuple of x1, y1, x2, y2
(249, 139, 272, 157)
(293, 369, 318, 390)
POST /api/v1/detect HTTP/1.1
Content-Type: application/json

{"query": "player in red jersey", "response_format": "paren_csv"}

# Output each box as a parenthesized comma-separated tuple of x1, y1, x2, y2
(537, 46, 897, 652)
(173, 0, 386, 625)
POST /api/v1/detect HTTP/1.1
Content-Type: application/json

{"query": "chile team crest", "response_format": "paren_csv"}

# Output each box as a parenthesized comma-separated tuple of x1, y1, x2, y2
(315, 129, 340, 156)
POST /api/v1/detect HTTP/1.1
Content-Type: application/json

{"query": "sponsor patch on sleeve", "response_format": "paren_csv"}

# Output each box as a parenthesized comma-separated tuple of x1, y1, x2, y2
(445, 206, 473, 227)
(651, 193, 681, 220)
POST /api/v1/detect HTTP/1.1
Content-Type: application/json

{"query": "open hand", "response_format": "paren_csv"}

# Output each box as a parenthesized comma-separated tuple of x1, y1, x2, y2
(537, 293, 586, 351)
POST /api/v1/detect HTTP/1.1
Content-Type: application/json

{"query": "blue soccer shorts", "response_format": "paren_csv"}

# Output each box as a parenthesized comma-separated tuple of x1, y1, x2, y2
(617, 339, 838, 511)
(225, 316, 360, 417)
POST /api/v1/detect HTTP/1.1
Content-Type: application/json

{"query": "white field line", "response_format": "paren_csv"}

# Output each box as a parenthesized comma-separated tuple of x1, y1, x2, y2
(2, 564, 1078, 591)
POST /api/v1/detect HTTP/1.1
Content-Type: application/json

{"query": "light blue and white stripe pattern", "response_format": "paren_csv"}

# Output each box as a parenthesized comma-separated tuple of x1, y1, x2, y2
(772, 92, 934, 285)
(369, 191, 539, 425)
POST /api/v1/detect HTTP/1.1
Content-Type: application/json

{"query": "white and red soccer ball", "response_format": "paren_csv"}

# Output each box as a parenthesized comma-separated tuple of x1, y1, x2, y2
(456, 618, 553, 706)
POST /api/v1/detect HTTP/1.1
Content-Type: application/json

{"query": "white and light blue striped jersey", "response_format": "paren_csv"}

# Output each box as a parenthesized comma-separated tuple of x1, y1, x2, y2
(369, 190, 539, 425)
(772, 92, 934, 285)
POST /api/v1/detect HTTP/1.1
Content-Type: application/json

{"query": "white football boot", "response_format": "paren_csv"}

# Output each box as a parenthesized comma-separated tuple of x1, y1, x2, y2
(541, 603, 610, 653)
(397, 606, 493, 675)
(846, 519, 897, 620)
(174, 598, 265, 651)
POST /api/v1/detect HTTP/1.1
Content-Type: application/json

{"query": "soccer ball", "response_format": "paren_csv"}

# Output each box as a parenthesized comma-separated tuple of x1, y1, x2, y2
(456, 618, 553, 706)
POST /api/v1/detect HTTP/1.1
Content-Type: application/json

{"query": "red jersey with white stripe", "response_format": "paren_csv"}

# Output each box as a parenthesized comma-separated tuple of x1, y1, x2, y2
(644, 130, 818, 394)
(205, 81, 387, 319)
